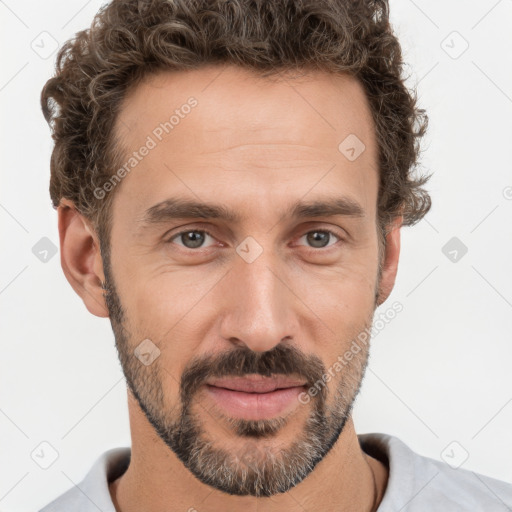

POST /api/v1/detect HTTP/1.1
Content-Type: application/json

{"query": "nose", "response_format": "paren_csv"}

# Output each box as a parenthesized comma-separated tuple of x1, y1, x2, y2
(218, 247, 299, 353)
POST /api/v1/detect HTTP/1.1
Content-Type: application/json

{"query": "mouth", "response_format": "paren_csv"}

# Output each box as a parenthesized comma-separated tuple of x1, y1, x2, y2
(204, 375, 308, 420)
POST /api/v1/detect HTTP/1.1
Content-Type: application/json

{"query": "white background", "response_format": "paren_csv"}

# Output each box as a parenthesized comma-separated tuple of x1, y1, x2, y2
(1, 1, 511, 511)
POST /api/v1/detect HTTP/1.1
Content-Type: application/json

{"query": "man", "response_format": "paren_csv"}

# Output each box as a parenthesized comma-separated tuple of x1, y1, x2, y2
(39, 0, 512, 510)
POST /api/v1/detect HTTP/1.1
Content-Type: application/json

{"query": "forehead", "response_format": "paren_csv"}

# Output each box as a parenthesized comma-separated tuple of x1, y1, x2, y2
(111, 65, 379, 225)
(116, 65, 376, 153)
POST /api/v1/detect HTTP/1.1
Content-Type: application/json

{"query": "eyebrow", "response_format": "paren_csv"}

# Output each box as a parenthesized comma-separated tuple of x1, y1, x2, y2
(137, 195, 365, 227)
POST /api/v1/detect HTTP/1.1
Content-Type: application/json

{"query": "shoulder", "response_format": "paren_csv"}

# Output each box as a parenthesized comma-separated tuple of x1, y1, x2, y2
(358, 432, 512, 511)
(38, 447, 131, 512)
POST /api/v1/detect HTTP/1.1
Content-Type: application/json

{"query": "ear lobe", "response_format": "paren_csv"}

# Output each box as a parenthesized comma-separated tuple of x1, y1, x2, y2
(58, 199, 109, 318)
(376, 217, 402, 307)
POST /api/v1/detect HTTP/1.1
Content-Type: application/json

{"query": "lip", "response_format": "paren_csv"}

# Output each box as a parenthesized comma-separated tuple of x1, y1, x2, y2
(206, 375, 307, 393)
(204, 375, 308, 420)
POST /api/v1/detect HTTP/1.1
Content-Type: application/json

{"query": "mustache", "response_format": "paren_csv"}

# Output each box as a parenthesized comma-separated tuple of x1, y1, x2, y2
(180, 343, 327, 404)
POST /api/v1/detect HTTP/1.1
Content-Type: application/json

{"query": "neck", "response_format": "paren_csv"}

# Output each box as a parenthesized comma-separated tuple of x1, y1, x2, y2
(110, 396, 388, 512)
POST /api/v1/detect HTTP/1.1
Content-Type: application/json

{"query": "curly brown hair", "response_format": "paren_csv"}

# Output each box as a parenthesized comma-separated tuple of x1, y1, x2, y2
(41, 0, 432, 253)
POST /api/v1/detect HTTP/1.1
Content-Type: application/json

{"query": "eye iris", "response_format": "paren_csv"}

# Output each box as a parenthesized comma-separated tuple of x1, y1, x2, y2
(177, 231, 333, 250)
(182, 231, 205, 249)
(307, 231, 330, 248)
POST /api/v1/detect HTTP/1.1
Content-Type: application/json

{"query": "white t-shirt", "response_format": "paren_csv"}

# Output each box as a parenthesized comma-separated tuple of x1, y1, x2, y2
(39, 432, 512, 511)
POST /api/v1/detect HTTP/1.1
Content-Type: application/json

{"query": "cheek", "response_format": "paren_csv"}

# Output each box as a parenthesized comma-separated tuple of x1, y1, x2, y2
(335, 267, 377, 316)
(294, 265, 376, 370)
(125, 273, 207, 363)
(292, 258, 377, 319)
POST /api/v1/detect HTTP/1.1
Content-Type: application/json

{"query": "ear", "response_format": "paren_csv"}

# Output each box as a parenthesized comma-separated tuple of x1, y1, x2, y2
(376, 217, 402, 307)
(58, 199, 109, 318)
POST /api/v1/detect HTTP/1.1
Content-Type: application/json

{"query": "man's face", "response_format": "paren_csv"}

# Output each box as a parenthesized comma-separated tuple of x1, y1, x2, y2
(102, 65, 383, 497)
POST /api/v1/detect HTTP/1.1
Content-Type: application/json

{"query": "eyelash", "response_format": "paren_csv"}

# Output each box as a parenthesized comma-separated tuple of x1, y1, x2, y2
(165, 227, 344, 251)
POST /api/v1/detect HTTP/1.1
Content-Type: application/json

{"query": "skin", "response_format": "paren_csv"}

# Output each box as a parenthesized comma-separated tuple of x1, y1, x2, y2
(58, 64, 401, 512)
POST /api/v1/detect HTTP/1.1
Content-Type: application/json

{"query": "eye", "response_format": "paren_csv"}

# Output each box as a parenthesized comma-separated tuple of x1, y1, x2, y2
(165, 227, 343, 252)
(297, 229, 342, 250)
(167, 229, 217, 250)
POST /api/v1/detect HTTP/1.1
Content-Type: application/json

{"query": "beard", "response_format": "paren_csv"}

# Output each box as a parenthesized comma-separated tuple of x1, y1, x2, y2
(102, 255, 375, 497)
